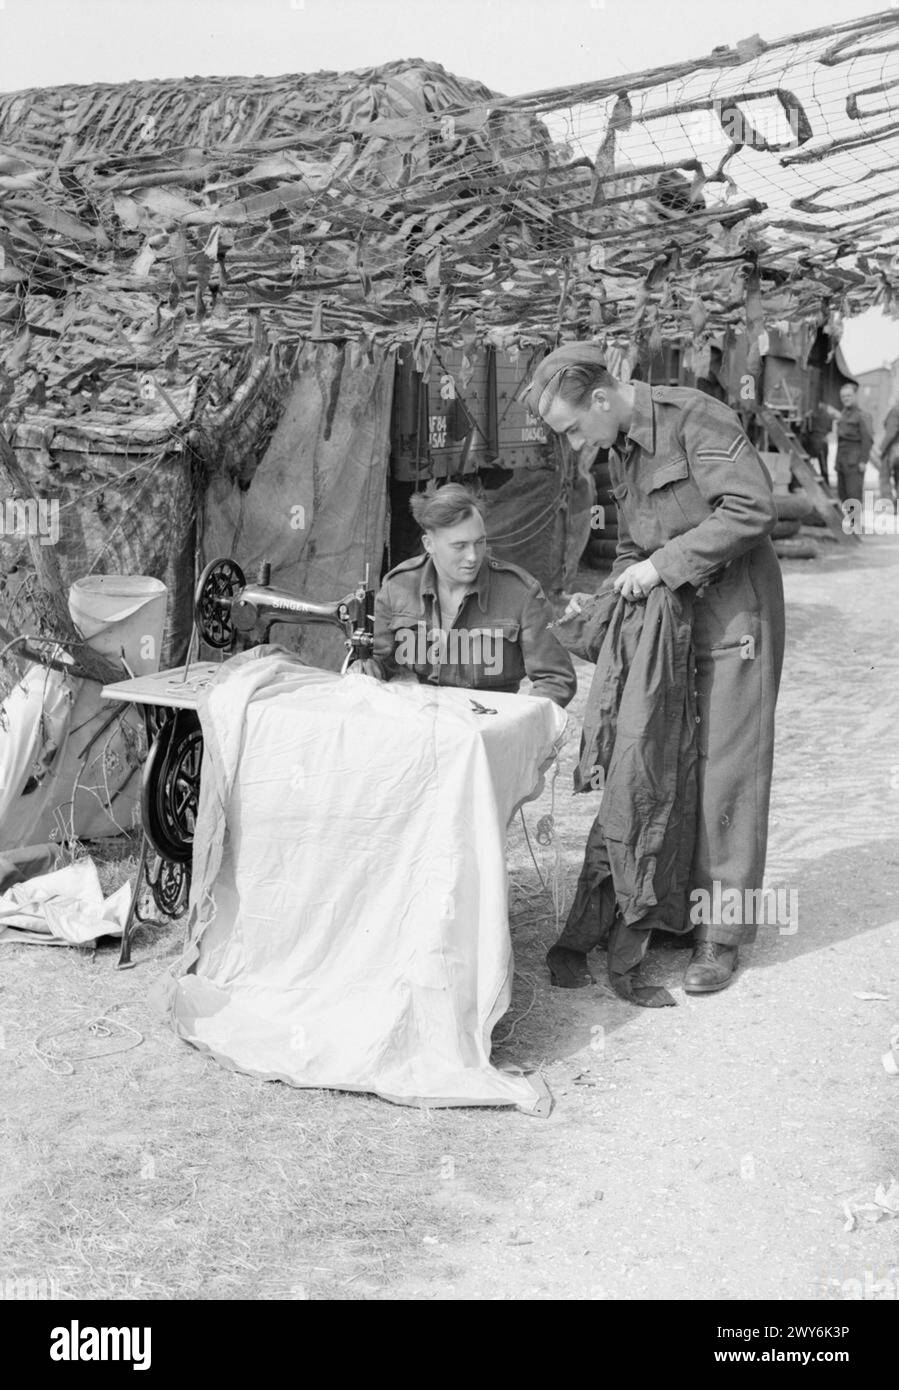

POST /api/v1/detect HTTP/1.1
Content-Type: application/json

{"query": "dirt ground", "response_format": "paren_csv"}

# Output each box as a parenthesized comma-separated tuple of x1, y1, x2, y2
(2, 528, 898, 1301)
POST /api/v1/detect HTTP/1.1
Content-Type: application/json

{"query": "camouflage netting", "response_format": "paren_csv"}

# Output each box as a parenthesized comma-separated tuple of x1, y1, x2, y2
(0, 14, 898, 642)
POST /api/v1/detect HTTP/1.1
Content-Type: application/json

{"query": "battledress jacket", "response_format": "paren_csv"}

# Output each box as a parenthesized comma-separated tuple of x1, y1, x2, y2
(371, 552, 577, 707)
(835, 404, 873, 469)
(562, 382, 786, 949)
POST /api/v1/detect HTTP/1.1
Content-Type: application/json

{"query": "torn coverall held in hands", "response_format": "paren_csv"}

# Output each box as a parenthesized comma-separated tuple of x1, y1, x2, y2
(549, 585, 698, 1004)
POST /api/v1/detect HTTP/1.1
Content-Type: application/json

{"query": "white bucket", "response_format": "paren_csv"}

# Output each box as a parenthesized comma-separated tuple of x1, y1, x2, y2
(68, 575, 168, 675)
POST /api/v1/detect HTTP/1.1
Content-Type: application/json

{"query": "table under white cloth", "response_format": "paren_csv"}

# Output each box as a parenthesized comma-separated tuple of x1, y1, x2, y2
(152, 648, 567, 1113)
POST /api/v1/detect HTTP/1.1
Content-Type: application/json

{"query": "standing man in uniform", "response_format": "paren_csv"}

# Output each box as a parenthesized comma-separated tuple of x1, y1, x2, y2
(364, 483, 576, 707)
(528, 344, 785, 996)
(799, 402, 832, 487)
(828, 383, 873, 504)
(874, 396, 899, 501)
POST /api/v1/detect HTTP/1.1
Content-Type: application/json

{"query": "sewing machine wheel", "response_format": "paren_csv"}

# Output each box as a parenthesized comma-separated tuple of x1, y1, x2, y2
(141, 710, 203, 863)
(149, 857, 190, 918)
(194, 557, 246, 649)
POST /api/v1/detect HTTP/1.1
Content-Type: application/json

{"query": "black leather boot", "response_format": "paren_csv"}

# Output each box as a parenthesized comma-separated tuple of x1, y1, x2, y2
(684, 941, 738, 994)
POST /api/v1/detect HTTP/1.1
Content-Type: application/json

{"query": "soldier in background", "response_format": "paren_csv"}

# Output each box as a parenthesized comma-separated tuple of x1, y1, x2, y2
(827, 384, 873, 504)
(799, 402, 832, 486)
(873, 397, 899, 501)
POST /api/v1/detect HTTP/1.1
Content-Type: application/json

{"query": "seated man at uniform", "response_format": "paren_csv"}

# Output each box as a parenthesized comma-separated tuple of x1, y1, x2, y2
(364, 483, 576, 707)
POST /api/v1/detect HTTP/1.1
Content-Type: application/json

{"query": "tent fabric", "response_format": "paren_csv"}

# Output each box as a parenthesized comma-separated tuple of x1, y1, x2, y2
(200, 340, 394, 670)
(0, 842, 62, 891)
(484, 446, 594, 595)
(151, 647, 567, 1112)
(1, 436, 196, 670)
(484, 465, 562, 592)
(0, 578, 165, 847)
(0, 651, 143, 848)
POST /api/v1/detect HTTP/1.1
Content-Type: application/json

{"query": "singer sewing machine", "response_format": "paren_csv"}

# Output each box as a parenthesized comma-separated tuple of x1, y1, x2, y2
(102, 558, 375, 965)
(193, 557, 375, 670)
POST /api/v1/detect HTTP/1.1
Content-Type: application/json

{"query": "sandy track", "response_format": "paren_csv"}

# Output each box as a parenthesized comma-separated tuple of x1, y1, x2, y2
(389, 533, 899, 1300)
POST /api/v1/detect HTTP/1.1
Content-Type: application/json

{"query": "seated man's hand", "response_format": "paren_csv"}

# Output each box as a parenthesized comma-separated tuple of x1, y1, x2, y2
(613, 559, 661, 602)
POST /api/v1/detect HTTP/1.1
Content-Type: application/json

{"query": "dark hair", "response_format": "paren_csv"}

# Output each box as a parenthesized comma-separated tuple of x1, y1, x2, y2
(525, 345, 618, 417)
(409, 483, 485, 532)
(545, 363, 617, 411)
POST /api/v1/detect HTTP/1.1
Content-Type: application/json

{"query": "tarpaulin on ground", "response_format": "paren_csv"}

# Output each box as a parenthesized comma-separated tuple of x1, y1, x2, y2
(201, 340, 394, 671)
(0, 857, 130, 945)
(151, 648, 566, 1112)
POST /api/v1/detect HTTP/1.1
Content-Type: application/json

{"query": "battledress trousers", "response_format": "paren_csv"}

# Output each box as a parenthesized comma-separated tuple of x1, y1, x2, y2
(835, 404, 873, 505)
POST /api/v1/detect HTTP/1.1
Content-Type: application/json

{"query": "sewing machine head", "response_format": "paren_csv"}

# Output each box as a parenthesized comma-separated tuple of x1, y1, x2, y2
(194, 558, 375, 671)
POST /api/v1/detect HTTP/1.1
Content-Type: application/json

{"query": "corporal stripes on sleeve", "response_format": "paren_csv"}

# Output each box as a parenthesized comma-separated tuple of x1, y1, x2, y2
(694, 434, 750, 465)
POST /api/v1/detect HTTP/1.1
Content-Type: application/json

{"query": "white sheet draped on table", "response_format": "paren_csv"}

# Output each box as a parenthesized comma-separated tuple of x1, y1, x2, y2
(151, 648, 567, 1113)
